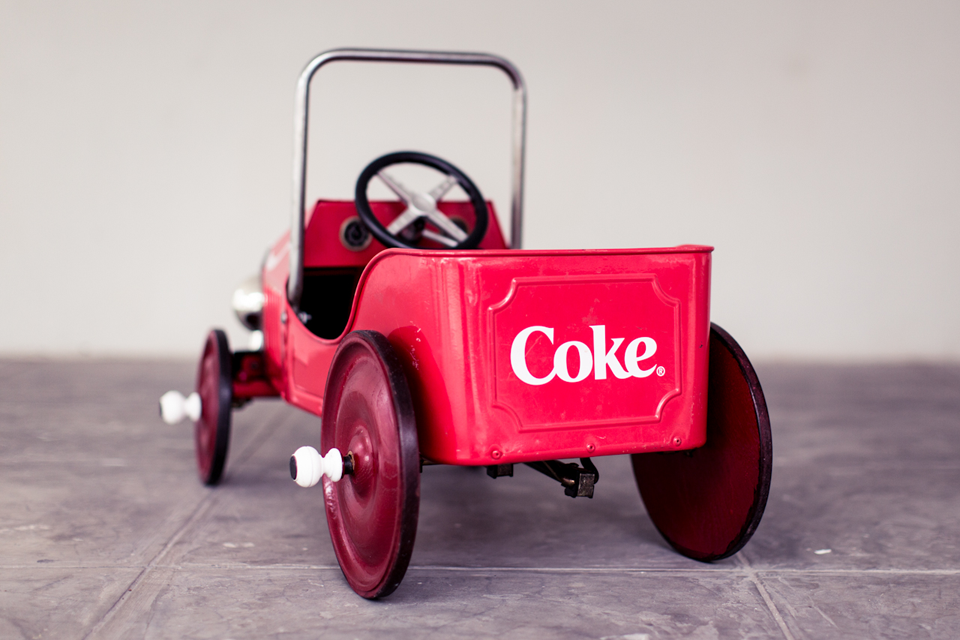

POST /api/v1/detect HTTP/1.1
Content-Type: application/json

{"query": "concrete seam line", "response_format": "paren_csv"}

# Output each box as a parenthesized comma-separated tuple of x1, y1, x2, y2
(82, 495, 218, 640)
(82, 406, 289, 638)
(738, 554, 797, 640)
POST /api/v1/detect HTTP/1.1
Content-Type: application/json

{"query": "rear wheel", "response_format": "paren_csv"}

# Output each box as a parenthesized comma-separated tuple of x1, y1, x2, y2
(194, 329, 232, 486)
(321, 330, 420, 598)
(631, 323, 772, 561)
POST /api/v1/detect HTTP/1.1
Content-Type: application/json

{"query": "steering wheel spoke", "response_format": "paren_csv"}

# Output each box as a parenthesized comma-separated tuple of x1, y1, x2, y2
(421, 228, 459, 248)
(424, 208, 468, 242)
(355, 151, 489, 250)
(375, 171, 415, 205)
(428, 174, 459, 201)
(385, 207, 423, 235)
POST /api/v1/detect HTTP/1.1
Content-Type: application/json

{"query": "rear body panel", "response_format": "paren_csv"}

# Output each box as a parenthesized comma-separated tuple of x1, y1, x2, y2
(262, 233, 712, 465)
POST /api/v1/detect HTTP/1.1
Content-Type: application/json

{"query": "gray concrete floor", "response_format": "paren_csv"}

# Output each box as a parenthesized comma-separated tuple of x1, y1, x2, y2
(1, 359, 958, 639)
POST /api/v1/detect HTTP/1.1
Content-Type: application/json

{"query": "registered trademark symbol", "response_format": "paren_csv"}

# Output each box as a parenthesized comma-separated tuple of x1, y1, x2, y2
(656, 366, 665, 377)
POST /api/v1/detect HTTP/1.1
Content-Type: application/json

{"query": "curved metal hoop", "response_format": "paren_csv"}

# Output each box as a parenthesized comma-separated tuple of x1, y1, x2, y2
(288, 48, 527, 309)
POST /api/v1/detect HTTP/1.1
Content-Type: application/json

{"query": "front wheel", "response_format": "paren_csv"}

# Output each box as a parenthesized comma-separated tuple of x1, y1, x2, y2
(194, 329, 232, 486)
(631, 323, 772, 561)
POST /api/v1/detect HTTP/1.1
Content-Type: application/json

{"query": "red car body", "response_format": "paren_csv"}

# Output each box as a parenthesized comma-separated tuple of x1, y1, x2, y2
(246, 199, 713, 466)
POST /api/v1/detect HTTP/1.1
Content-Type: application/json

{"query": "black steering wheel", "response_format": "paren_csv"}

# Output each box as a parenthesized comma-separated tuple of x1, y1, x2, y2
(354, 151, 489, 250)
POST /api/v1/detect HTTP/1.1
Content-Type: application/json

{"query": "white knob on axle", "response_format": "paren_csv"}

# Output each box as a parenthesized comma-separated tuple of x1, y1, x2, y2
(290, 446, 344, 487)
(159, 391, 202, 424)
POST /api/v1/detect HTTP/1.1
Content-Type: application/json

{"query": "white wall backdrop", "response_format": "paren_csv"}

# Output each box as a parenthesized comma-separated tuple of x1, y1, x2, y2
(1, 0, 958, 360)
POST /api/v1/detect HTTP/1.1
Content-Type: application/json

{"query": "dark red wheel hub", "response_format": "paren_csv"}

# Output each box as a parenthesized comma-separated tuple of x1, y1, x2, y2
(632, 323, 772, 561)
(194, 329, 232, 486)
(321, 330, 420, 599)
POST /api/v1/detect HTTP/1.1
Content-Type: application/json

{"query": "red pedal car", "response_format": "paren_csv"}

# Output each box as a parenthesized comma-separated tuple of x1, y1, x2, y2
(160, 49, 772, 599)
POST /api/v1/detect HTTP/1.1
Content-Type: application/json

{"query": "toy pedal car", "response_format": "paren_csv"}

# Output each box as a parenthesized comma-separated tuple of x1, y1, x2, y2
(160, 49, 772, 599)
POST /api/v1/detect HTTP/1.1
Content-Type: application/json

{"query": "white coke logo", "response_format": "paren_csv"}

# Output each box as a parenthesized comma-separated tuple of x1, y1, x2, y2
(510, 325, 658, 386)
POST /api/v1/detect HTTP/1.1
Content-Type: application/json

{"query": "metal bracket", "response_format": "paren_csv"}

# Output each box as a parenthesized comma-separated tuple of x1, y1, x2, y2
(230, 350, 278, 408)
(525, 458, 600, 498)
(419, 456, 441, 472)
(486, 463, 514, 478)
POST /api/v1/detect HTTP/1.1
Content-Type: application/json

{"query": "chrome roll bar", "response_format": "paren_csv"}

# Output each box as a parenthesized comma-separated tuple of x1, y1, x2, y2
(287, 48, 527, 309)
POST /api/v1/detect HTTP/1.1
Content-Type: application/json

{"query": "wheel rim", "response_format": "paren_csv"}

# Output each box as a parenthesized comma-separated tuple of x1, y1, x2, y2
(632, 323, 772, 561)
(322, 331, 419, 598)
(194, 329, 231, 485)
